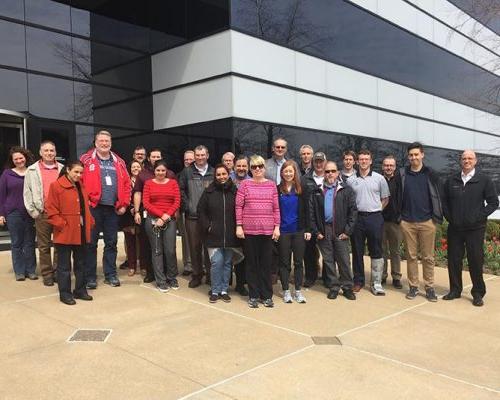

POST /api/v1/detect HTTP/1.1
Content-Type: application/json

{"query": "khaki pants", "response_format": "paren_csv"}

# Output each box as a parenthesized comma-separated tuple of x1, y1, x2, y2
(35, 213, 58, 278)
(382, 222, 402, 280)
(400, 219, 436, 289)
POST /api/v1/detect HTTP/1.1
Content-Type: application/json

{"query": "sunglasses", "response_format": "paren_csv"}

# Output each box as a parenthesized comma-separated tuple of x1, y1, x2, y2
(325, 169, 337, 173)
(250, 164, 264, 170)
(274, 146, 286, 149)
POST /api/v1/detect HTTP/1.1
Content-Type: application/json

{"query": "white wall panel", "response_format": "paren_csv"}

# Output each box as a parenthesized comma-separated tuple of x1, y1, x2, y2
(296, 92, 328, 131)
(434, 97, 474, 128)
(326, 63, 378, 105)
(416, 9, 434, 42)
(434, 124, 474, 150)
(474, 133, 500, 155)
(378, 0, 417, 33)
(378, 111, 417, 142)
(416, 91, 434, 119)
(378, 80, 417, 115)
(327, 101, 378, 138)
(416, 120, 435, 146)
(296, 52, 327, 94)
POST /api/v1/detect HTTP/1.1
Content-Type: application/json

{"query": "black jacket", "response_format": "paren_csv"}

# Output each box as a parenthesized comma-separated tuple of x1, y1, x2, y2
(382, 173, 402, 223)
(277, 185, 310, 233)
(442, 171, 498, 230)
(309, 181, 358, 237)
(197, 180, 239, 248)
(400, 165, 443, 224)
(179, 164, 215, 219)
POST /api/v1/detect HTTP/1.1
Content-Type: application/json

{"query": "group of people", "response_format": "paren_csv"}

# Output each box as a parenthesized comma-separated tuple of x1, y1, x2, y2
(0, 131, 497, 308)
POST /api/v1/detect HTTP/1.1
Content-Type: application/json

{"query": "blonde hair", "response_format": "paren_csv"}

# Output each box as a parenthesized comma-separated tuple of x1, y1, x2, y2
(249, 154, 265, 167)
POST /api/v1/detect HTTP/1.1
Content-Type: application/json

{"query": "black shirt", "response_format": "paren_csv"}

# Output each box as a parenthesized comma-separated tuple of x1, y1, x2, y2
(401, 167, 432, 222)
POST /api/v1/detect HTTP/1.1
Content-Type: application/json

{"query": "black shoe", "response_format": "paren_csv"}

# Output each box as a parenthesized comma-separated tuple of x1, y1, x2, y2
(472, 296, 484, 307)
(209, 293, 219, 303)
(220, 293, 231, 303)
(235, 285, 249, 296)
(119, 260, 128, 270)
(381, 278, 387, 285)
(189, 278, 202, 288)
(425, 287, 438, 302)
(143, 275, 155, 283)
(43, 277, 54, 287)
(169, 280, 179, 290)
(60, 297, 76, 305)
(86, 280, 97, 290)
(327, 289, 338, 299)
(53, 270, 58, 283)
(74, 292, 93, 301)
(303, 279, 315, 288)
(392, 279, 403, 289)
(343, 289, 356, 300)
(27, 273, 39, 280)
(443, 292, 461, 300)
(182, 269, 192, 276)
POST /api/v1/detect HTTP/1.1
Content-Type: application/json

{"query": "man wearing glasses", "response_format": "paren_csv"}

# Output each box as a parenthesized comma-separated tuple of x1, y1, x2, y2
(265, 138, 288, 184)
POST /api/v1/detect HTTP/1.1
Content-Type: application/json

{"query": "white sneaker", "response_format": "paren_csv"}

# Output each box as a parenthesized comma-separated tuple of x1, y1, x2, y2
(371, 283, 386, 296)
(283, 290, 293, 303)
(294, 290, 307, 303)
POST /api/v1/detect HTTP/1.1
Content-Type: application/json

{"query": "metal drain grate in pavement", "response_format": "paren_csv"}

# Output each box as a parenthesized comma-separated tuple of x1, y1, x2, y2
(311, 336, 342, 346)
(67, 329, 112, 343)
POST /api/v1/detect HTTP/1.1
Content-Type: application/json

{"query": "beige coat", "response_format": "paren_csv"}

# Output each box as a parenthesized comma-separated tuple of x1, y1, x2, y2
(23, 160, 64, 219)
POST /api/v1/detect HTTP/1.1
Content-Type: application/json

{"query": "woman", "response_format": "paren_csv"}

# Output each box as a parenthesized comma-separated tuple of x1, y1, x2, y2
(143, 160, 181, 292)
(198, 164, 240, 303)
(236, 155, 280, 308)
(0, 146, 37, 281)
(277, 161, 310, 304)
(121, 159, 147, 277)
(45, 161, 94, 305)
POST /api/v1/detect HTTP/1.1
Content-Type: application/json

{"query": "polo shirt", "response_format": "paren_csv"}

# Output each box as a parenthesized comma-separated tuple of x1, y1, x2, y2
(347, 170, 390, 212)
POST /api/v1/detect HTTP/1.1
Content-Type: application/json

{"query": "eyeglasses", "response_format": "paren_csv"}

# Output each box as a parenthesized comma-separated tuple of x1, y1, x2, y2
(274, 146, 286, 149)
(250, 164, 264, 170)
(325, 169, 337, 173)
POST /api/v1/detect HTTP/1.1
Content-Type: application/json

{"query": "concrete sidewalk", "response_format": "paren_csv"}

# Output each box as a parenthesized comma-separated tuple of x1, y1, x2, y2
(0, 238, 499, 400)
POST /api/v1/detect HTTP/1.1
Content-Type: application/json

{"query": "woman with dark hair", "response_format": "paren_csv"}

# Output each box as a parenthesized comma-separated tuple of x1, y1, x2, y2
(0, 146, 37, 281)
(46, 160, 94, 305)
(198, 164, 241, 303)
(277, 160, 310, 303)
(143, 160, 181, 292)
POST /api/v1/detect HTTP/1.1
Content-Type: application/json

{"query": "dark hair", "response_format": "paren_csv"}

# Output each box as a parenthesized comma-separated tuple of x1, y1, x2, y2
(279, 160, 302, 195)
(343, 150, 357, 160)
(60, 160, 83, 177)
(234, 154, 249, 164)
(153, 159, 168, 171)
(128, 159, 143, 175)
(6, 146, 34, 168)
(407, 142, 424, 154)
(214, 163, 230, 176)
(358, 149, 372, 157)
(383, 154, 397, 162)
(148, 147, 163, 158)
(133, 145, 146, 152)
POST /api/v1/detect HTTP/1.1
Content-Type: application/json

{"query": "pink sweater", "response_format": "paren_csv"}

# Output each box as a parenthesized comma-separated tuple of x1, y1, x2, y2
(235, 179, 280, 235)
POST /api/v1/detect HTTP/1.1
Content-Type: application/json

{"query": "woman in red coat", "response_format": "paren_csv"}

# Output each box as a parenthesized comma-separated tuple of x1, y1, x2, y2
(46, 161, 95, 305)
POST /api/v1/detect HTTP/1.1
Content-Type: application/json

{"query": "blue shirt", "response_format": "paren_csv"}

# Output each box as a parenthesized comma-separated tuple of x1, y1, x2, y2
(99, 157, 117, 206)
(402, 167, 432, 222)
(279, 191, 299, 233)
(324, 184, 335, 224)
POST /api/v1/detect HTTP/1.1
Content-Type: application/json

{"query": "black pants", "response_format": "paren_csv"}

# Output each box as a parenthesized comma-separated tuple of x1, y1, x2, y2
(304, 237, 320, 282)
(185, 218, 211, 279)
(351, 212, 384, 286)
(56, 244, 86, 300)
(278, 231, 305, 291)
(447, 225, 486, 298)
(244, 235, 273, 300)
(234, 258, 246, 288)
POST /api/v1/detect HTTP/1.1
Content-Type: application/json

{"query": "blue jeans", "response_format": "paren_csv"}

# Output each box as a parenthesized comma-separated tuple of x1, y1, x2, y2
(86, 205, 118, 281)
(7, 210, 36, 276)
(208, 248, 233, 294)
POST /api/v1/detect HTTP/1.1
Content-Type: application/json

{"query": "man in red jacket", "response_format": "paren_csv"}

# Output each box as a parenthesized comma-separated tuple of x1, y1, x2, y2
(80, 130, 130, 289)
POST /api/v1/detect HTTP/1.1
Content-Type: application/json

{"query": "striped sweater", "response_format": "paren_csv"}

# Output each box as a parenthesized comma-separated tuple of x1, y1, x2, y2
(235, 179, 280, 235)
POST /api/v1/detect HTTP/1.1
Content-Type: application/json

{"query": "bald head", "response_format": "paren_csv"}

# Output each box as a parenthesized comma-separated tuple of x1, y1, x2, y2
(461, 150, 477, 174)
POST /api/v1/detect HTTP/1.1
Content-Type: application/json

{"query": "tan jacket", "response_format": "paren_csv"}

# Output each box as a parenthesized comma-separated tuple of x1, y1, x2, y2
(23, 160, 64, 219)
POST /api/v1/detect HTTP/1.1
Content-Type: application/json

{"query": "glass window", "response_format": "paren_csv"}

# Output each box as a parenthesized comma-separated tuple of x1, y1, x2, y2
(26, 27, 73, 77)
(75, 124, 95, 156)
(71, 38, 91, 80)
(28, 74, 74, 120)
(25, 0, 71, 32)
(0, 20, 26, 69)
(0, 69, 28, 112)
(448, 0, 500, 36)
(0, 0, 25, 20)
(92, 57, 152, 92)
(89, 41, 145, 76)
(71, 7, 90, 37)
(93, 96, 152, 130)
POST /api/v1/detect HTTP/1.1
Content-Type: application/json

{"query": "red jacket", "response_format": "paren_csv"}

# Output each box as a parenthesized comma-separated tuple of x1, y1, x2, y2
(80, 149, 131, 209)
(46, 176, 95, 245)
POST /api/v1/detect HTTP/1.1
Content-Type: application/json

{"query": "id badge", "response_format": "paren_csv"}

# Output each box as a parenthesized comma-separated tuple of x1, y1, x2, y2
(105, 176, 112, 186)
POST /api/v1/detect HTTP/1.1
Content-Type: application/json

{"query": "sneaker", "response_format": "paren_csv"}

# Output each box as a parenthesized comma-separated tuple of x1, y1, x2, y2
(392, 279, 403, 289)
(27, 273, 38, 280)
(406, 286, 419, 300)
(104, 277, 121, 287)
(209, 293, 219, 303)
(371, 283, 386, 296)
(220, 293, 231, 303)
(15, 274, 25, 281)
(343, 289, 356, 300)
(158, 283, 170, 293)
(262, 298, 274, 308)
(425, 287, 438, 302)
(294, 290, 307, 303)
(248, 298, 259, 308)
(85, 280, 97, 290)
(283, 290, 293, 303)
(169, 280, 179, 290)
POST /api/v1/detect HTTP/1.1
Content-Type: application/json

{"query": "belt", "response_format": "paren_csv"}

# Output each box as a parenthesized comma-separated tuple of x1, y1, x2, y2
(358, 211, 381, 216)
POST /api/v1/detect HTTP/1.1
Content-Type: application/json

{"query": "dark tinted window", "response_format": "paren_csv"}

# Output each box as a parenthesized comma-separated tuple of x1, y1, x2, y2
(25, 0, 71, 32)
(92, 57, 151, 92)
(0, 0, 25, 20)
(0, 69, 28, 111)
(448, 0, 500, 36)
(93, 96, 152, 130)
(71, 7, 90, 37)
(0, 20, 26, 69)
(28, 74, 74, 120)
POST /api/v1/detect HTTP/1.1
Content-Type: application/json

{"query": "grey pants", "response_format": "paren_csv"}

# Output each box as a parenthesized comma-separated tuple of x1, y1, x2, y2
(145, 217, 178, 285)
(317, 224, 353, 292)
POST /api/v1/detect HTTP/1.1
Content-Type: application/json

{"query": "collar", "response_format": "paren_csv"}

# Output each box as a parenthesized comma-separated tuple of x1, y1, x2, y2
(356, 169, 373, 178)
(313, 171, 324, 179)
(461, 168, 475, 179)
(92, 149, 116, 163)
(40, 161, 58, 170)
(194, 163, 208, 175)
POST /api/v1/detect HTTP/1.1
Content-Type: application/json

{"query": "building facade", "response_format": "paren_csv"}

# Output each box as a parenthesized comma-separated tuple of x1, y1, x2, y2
(1, 1, 499, 192)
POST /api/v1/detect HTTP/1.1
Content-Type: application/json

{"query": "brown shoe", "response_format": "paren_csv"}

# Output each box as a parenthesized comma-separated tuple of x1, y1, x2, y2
(353, 284, 362, 293)
(188, 277, 202, 288)
(128, 269, 135, 277)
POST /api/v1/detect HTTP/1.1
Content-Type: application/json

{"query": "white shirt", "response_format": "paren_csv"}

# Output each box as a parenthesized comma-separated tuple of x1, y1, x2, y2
(195, 163, 208, 177)
(461, 168, 475, 186)
(275, 158, 285, 184)
(313, 172, 325, 187)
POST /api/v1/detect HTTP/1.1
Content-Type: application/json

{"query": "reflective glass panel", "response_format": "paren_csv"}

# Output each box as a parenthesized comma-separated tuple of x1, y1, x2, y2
(25, 0, 71, 32)
(0, 0, 25, 20)
(0, 20, 26, 69)
(0, 69, 28, 111)
(28, 74, 74, 120)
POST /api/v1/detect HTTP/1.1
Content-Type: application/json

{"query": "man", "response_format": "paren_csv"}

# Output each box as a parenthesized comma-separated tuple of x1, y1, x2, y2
(341, 150, 357, 182)
(399, 142, 443, 302)
(222, 152, 235, 172)
(80, 130, 131, 288)
(132, 145, 147, 165)
(301, 151, 327, 287)
(23, 140, 64, 286)
(230, 155, 251, 296)
(347, 149, 390, 295)
(299, 145, 314, 176)
(442, 150, 498, 306)
(133, 148, 176, 283)
(179, 149, 195, 275)
(179, 145, 214, 288)
(265, 138, 288, 184)
(381, 155, 403, 289)
(183, 150, 195, 167)
(310, 161, 357, 300)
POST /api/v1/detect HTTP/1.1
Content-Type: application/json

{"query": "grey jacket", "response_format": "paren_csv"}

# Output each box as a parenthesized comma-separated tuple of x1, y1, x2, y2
(179, 164, 215, 219)
(23, 160, 64, 219)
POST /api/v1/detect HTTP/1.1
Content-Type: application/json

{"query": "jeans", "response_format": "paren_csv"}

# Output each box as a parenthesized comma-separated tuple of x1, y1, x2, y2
(86, 205, 119, 282)
(208, 248, 234, 294)
(278, 231, 305, 291)
(144, 217, 178, 285)
(7, 210, 36, 276)
(56, 244, 86, 300)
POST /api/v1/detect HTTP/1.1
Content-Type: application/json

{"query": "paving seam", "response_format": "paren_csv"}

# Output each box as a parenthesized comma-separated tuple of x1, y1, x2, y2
(0, 292, 59, 306)
(175, 344, 316, 400)
(344, 345, 500, 394)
